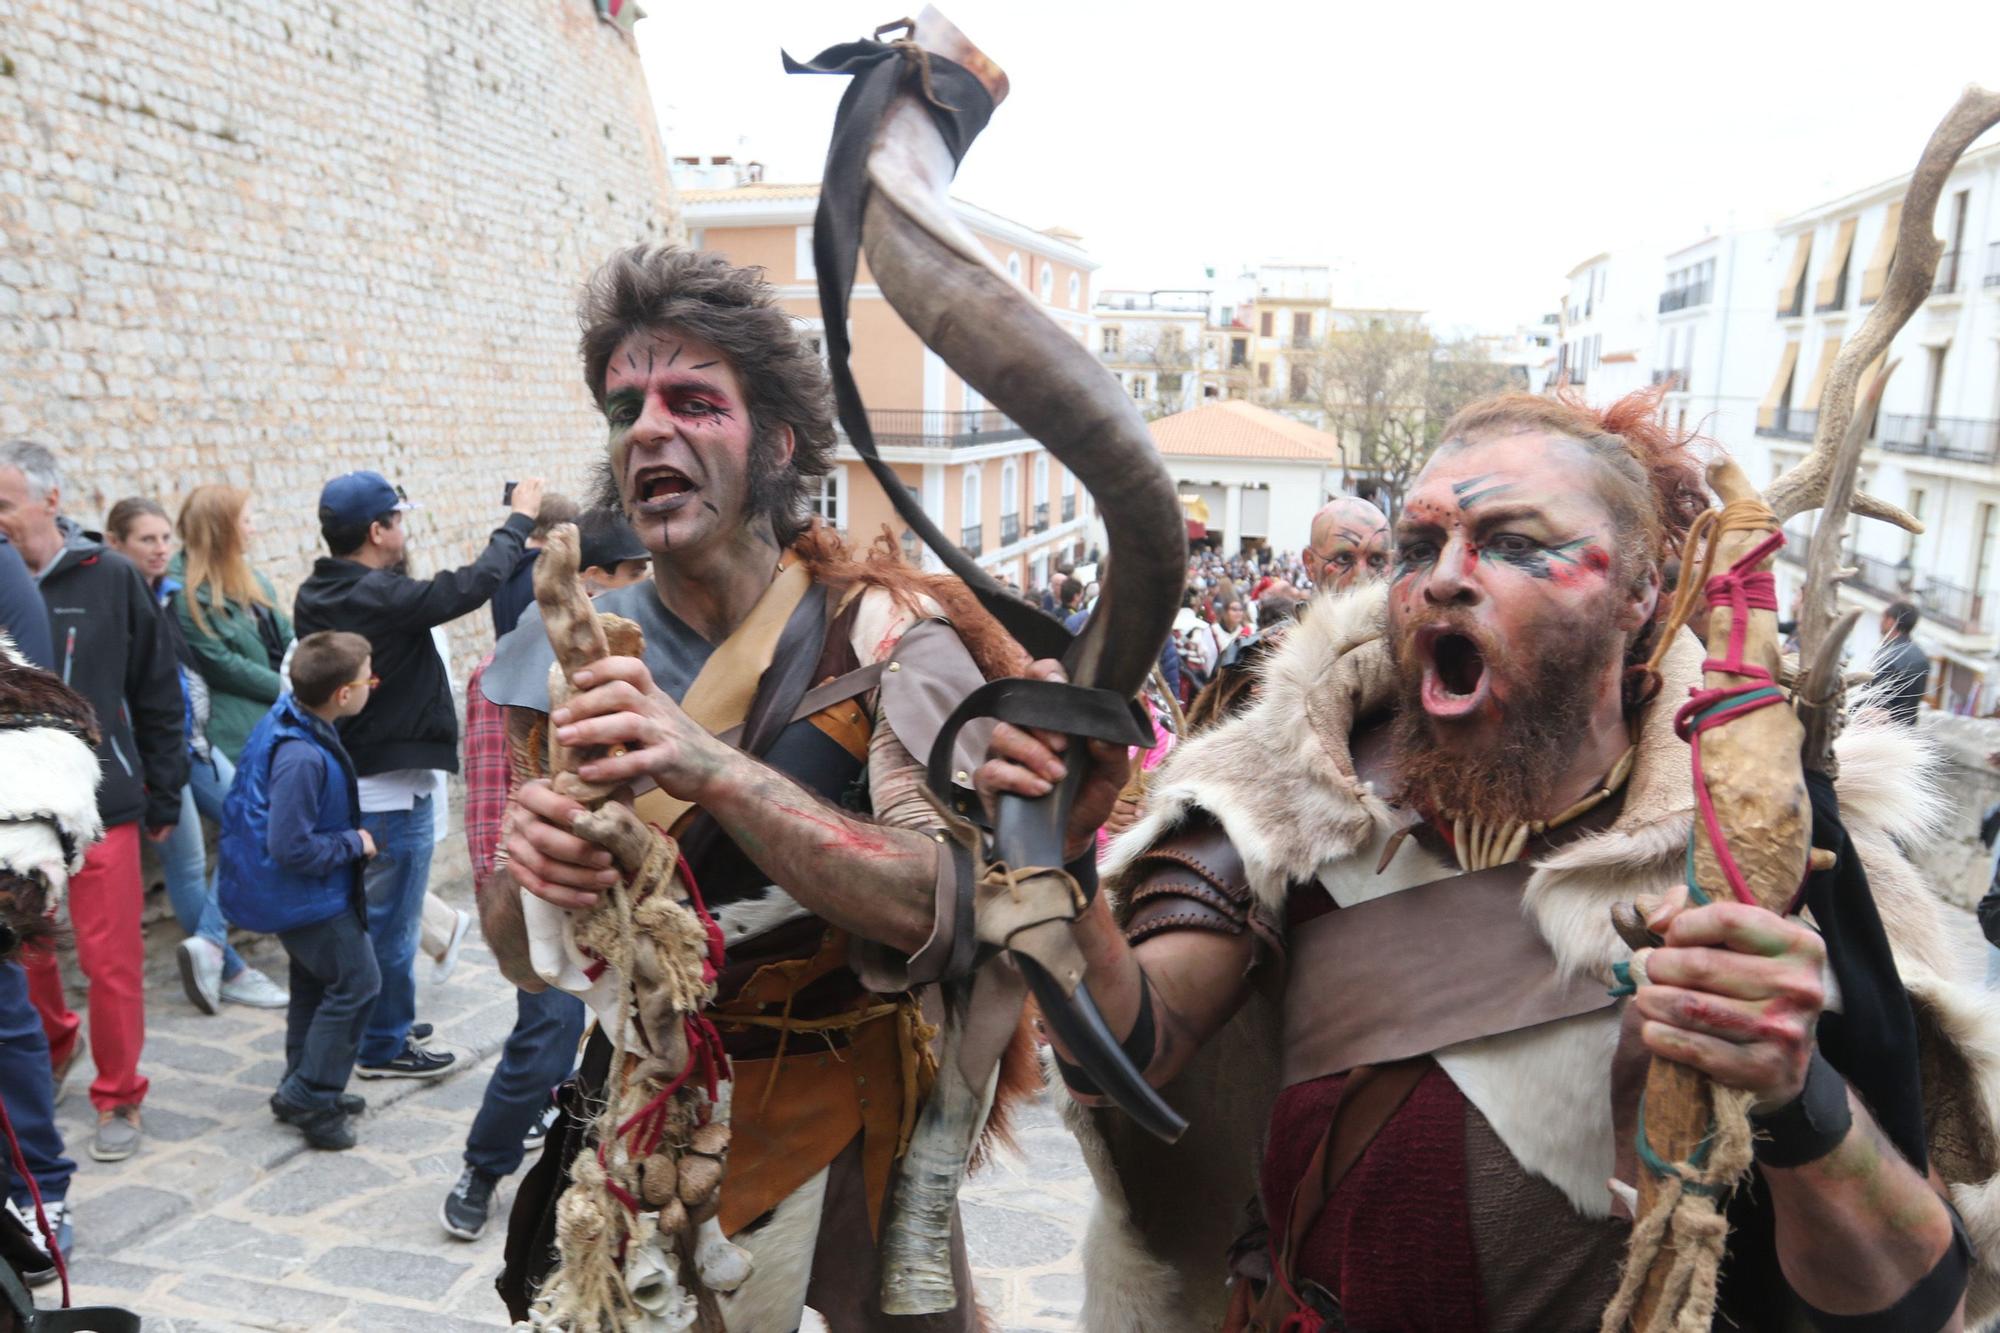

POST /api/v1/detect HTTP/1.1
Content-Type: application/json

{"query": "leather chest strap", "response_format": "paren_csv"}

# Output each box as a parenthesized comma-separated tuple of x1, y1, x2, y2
(1280, 859, 1616, 1088)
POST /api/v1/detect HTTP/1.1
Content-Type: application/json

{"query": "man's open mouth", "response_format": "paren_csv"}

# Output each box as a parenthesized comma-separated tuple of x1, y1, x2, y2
(633, 466, 696, 509)
(1418, 627, 1491, 719)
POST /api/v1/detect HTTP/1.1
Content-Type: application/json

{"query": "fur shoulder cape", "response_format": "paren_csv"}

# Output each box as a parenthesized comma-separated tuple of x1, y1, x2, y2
(1087, 582, 2000, 1322)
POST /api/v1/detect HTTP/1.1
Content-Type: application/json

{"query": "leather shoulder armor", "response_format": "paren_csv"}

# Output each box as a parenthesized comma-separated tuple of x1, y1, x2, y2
(1120, 815, 1281, 957)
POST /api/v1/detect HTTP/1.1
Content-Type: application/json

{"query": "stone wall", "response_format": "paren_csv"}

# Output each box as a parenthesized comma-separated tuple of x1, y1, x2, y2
(0, 0, 679, 675)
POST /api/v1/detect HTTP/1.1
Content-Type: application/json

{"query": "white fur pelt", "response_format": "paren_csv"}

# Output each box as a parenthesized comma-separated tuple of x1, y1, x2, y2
(1080, 583, 2000, 1324)
(0, 719, 105, 911)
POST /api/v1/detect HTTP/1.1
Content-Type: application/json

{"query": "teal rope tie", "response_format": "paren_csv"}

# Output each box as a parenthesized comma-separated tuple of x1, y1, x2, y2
(1608, 961, 1636, 999)
(1635, 1089, 1723, 1198)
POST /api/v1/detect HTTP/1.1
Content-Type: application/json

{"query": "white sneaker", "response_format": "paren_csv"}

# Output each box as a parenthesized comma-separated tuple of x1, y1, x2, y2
(177, 936, 224, 1015)
(220, 966, 289, 1009)
(432, 907, 473, 985)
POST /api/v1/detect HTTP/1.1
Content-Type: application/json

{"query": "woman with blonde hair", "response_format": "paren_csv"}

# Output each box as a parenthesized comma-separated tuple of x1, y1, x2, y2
(171, 485, 292, 764)
(106, 496, 287, 1016)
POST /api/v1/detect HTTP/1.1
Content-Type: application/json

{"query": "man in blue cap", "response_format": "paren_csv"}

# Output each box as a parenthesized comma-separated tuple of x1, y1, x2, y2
(293, 470, 544, 1078)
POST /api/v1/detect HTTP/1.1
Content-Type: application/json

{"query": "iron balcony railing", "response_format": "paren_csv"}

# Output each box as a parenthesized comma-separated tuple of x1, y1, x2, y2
(1986, 242, 2000, 288)
(1780, 540, 1993, 635)
(1657, 281, 1713, 313)
(1877, 414, 2000, 466)
(1934, 250, 1962, 296)
(1000, 512, 1020, 546)
(1032, 501, 1049, 533)
(861, 409, 1029, 449)
(1756, 407, 1818, 441)
(960, 522, 983, 557)
(1062, 494, 1076, 522)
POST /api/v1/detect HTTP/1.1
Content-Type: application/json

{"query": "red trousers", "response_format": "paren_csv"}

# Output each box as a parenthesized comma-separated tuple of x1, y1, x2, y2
(24, 822, 149, 1112)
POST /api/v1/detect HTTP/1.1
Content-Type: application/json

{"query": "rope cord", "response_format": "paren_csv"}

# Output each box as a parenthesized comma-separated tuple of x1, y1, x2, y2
(0, 1086, 67, 1308)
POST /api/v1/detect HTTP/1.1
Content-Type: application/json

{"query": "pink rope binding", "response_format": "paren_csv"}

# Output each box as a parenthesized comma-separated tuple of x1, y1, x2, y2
(1671, 528, 1787, 906)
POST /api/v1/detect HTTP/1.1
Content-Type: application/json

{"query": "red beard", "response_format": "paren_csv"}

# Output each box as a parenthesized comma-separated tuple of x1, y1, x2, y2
(1388, 600, 1620, 826)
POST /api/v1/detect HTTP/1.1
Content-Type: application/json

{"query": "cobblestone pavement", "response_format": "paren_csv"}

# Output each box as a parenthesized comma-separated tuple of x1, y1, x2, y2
(37, 868, 1093, 1332)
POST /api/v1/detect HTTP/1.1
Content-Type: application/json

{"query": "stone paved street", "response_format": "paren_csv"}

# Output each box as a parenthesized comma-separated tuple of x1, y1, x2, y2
(36, 858, 1093, 1332)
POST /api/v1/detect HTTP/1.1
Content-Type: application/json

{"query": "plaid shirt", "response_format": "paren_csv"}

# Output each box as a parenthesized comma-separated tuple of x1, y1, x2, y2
(462, 654, 509, 891)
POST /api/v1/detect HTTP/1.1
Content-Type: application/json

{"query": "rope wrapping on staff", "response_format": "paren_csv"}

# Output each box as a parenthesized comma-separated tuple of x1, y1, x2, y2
(1603, 502, 1803, 1333)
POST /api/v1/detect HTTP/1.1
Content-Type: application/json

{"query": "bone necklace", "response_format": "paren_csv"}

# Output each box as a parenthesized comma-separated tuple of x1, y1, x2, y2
(1441, 741, 1636, 873)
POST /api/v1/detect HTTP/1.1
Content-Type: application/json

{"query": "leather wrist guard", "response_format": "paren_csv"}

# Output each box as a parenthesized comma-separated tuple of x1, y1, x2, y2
(1751, 1048, 1853, 1169)
(1800, 1203, 1970, 1332)
(1052, 968, 1156, 1098)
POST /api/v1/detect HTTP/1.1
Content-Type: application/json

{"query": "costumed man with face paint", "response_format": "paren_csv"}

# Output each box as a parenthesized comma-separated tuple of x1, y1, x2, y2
(979, 390, 2000, 1332)
(480, 247, 1032, 1332)
(1301, 495, 1390, 595)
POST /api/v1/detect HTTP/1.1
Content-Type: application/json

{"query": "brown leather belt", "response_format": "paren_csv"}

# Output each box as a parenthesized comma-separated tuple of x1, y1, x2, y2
(1280, 860, 1616, 1088)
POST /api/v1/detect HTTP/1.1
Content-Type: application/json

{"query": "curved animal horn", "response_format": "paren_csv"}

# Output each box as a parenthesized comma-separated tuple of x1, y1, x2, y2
(1765, 85, 2000, 533)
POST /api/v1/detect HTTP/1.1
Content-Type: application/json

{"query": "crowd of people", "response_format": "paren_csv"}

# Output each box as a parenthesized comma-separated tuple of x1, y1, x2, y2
(0, 441, 660, 1284)
(0, 238, 1991, 1333)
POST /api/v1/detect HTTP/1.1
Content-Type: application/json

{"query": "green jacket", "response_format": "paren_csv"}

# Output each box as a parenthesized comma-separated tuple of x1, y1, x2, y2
(168, 553, 291, 762)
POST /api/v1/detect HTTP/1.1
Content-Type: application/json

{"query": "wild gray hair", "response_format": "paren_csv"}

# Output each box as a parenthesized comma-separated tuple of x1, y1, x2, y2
(0, 441, 63, 500)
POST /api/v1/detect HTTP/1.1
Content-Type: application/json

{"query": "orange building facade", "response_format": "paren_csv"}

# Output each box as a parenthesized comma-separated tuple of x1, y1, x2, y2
(682, 183, 1102, 594)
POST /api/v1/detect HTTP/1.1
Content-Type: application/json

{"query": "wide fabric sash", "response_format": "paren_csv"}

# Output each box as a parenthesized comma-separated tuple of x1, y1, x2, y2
(1280, 860, 1616, 1089)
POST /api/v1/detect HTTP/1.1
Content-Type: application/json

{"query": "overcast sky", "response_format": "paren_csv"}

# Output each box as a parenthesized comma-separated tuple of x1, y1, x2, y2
(636, 1, 2000, 334)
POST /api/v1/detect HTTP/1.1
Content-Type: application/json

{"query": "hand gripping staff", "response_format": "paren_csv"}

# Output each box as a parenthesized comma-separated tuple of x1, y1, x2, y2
(1601, 85, 2000, 1333)
(786, 9, 1189, 1314)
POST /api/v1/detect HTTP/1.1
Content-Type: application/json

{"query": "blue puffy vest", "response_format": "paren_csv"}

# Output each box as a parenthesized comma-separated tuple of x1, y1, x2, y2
(218, 695, 363, 933)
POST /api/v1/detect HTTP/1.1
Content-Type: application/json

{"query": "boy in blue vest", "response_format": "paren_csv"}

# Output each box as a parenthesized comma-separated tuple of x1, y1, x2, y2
(218, 631, 380, 1150)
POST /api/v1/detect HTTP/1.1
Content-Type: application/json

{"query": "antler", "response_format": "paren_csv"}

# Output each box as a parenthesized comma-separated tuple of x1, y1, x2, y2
(1766, 85, 2000, 535)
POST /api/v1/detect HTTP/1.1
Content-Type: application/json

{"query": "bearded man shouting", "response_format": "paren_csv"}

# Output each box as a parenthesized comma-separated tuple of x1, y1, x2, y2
(980, 392, 2000, 1332)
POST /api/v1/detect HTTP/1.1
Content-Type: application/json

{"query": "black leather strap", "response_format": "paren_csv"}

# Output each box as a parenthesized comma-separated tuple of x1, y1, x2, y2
(1052, 961, 1157, 1098)
(923, 676, 1153, 814)
(1751, 1048, 1854, 1170)
(1800, 1202, 1971, 1332)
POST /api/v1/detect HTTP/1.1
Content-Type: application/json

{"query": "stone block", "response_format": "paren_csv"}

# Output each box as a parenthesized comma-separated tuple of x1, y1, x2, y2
(243, 1153, 392, 1217)
(169, 1273, 348, 1330)
(70, 1185, 189, 1251)
(306, 1245, 469, 1301)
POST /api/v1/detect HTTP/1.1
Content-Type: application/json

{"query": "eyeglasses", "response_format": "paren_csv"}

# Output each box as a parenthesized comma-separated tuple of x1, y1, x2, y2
(349, 674, 380, 691)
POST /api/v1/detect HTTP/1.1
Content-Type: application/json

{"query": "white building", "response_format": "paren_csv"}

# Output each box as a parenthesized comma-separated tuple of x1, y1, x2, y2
(1730, 139, 2000, 711)
(1148, 400, 1346, 557)
(1652, 228, 1781, 448)
(1092, 289, 1212, 417)
(1475, 315, 1561, 393)
(1558, 251, 1659, 404)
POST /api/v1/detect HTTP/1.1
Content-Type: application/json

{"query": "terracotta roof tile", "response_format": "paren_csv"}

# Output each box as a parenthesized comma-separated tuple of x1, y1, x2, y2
(1148, 401, 1345, 463)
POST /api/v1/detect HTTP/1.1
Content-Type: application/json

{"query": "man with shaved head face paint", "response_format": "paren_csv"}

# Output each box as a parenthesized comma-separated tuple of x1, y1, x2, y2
(1302, 494, 1390, 594)
(977, 389, 1999, 1331)
(481, 246, 1022, 1330)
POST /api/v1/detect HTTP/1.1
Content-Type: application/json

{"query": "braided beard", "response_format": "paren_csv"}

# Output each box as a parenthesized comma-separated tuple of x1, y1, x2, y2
(1389, 603, 1620, 828)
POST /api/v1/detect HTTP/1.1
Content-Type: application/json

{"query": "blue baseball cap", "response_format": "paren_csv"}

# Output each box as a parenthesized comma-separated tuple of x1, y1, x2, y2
(318, 471, 418, 528)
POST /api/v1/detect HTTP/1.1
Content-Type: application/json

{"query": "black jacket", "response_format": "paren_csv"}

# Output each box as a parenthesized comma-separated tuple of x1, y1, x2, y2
(291, 514, 533, 776)
(36, 520, 189, 828)
(1874, 633, 1931, 725)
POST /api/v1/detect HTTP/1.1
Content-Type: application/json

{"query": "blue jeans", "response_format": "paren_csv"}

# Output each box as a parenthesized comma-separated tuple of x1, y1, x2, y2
(464, 987, 586, 1178)
(356, 795, 435, 1066)
(156, 749, 245, 978)
(277, 911, 381, 1110)
(0, 960, 73, 1207)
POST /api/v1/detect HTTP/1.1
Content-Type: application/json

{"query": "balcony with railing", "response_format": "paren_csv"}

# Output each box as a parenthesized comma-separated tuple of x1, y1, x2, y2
(1061, 494, 1076, 522)
(1779, 537, 1995, 635)
(1032, 501, 1049, 533)
(1756, 407, 1818, 441)
(1934, 250, 1963, 296)
(1986, 241, 2000, 288)
(1877, 414, 2000, 465)
(1649, 369, 1690, 392)
(1657, 281, 1713, 313)
(1000, 512, 1020, 546)
(862, 409, 1028, 449)
(960, 522, 983, 557)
